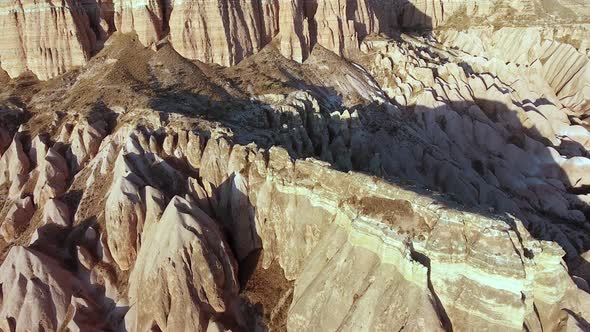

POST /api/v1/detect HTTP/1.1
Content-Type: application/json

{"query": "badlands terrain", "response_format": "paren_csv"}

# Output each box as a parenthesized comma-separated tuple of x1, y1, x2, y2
(0, 0, 590, 331)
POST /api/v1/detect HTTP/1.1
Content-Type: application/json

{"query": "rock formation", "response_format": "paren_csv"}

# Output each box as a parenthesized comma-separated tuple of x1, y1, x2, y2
(114, 0, 168, 47)
(1, 109, 587, 329)
(0, 0, 98, 80)
(167, 0, 266, 66)
(3, 0, 589, 84)
(126, 195, 242, 331)
(0, 246, 107, 331)
(0, 196, 34, 241)
(0, 1, 589, 331)
(439, 26, 590, 114)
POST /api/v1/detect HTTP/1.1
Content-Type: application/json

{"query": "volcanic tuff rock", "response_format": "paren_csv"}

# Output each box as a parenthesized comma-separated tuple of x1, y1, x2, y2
(0, 0, 98, 80)
(0, 246, 107, 331)
(125, 195, 242, 331)
(114, 0, 168, 47)
(167, 0, 267, 66)
(439, 26, 590, 114)
(4, 0, 590, 82)
(0, 106, 588, 329)
(1, 0, 590, 331)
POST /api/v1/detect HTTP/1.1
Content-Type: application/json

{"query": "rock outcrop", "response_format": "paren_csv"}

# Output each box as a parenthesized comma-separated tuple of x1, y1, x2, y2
(2, 0, 590, 80)
(114, 0, 168, 47)
(0, 0, 98, 80)
(439, 26, 590, 114)
(7, 116, 581, 330)
(0, 133, 30, 199)
(0, 5, 589, 330)
(33, 148, 69, 206)
(0, 196, 34, 241)
(104, 175, 145, 271)
(126, 195, 242, 331)
(0, 246, 108, 331)
(168, 0, 266, 66)
(66, 120, 107, 172)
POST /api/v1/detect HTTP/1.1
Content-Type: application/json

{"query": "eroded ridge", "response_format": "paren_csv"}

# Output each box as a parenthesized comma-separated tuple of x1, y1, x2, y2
(0, 2, 589, 330)
(0, 98, 587, 329)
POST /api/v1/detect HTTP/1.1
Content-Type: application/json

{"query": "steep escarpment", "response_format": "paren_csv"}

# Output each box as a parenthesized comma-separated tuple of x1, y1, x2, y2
(167, 0, 268, 66)
(113, 0, 169, 47)
(0, 0, 97, 80)
(4, 0, 590, 81)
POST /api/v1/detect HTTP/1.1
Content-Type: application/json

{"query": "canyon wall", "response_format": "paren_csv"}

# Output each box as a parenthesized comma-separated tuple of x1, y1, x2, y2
(5, 0, 589, 80)
(0, 110, 588, 330)
(114, 0, 168, 47)
(0, 0, 98, 80)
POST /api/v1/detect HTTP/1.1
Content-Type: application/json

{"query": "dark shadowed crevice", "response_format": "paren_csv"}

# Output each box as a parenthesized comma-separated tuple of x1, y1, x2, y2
(410, 248, 454, 332)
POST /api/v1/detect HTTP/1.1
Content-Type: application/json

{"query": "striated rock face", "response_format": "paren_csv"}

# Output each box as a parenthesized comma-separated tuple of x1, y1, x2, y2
(108, 0, 590, 67)
(66, 120, 107, 172)
(168, 0, 266, 66)
(1, 113, 582, 330)
(0, 133, 29, 188)
(33, 148, 69, 206)
(439, 26, 590, 114)
(0, 113, 587, 330)
(114, 0, 168, 47)
(0, 0, 98, 80)
(2, 0, 590, 80)
(0, 196, 34, 241)
(0, 247, 101, 331)
(126, 195, 241, 331)
(104, 175, 145, 271)
(287, 224, 444, 331)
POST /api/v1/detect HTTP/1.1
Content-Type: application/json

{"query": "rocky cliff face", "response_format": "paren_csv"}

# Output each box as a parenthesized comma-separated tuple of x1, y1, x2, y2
(0, 108, 588, 331)
(114, 0, 168, 47)
(0, 0, 98, 80)
(439, 26, 590, 114)
(4, 0, 589, 80)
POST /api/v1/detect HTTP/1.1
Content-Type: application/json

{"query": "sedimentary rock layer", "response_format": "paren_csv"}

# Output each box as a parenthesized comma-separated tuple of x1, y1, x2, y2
(0, 6, 589, 330)
(0, 0, 98, 80)
(4, 0, 589, 79)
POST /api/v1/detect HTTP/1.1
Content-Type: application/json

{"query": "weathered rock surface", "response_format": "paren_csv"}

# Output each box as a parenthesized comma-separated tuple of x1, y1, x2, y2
(33, 148, 69, 206)
(104, 175, 145, 271)
(0, 113, 588, 331)
(66, 120, 107, 172)
(0, 246, 107, 331)
(40, 119, 588, 330)
(0, 133, 30, 188)
(0, 196, 34, 241)
(0, 0, 98, 80)
(439, 26, 590, 114)
(114, 0, 168, 47)
(0, 6, 589, 331)
(4, 0, 590, 80)
(168, 0, 266, 66)
(126, 195, 241, 331)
